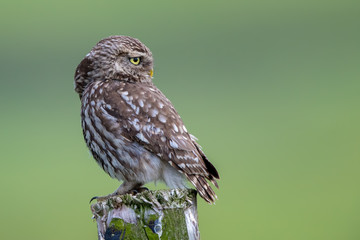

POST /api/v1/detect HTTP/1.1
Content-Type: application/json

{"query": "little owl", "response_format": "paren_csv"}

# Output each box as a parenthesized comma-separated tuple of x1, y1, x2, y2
(74, 36, 219, 203)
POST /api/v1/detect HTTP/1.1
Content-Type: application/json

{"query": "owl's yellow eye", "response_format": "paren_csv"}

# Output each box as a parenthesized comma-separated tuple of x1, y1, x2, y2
(129, 57, 141, 65)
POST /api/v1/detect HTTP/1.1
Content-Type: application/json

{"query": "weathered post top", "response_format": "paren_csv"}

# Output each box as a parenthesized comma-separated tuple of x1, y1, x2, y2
(91, 189, 199, 240)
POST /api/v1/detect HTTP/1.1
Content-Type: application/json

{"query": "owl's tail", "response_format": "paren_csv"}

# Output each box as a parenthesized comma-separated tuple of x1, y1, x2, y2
(187, 175, 218, 204)
(188, 142, 219, 203)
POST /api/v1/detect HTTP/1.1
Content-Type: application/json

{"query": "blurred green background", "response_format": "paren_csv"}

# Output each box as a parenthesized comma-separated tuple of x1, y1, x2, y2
(1, 0, 360, 239)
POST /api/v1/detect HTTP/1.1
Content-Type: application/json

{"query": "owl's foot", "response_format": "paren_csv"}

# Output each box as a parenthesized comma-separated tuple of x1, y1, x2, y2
(89, 187, 149, 203)
(129, 186, 149, 195)
(89, 193, 116, 203)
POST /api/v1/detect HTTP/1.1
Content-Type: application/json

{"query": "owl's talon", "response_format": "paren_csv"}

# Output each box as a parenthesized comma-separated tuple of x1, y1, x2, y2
(129, 189, 138, 195)
(129, 187, 149, 195)
(89, 196, 98, 203)
(89, 193, 116, 203)
(136, 187, 149, 193)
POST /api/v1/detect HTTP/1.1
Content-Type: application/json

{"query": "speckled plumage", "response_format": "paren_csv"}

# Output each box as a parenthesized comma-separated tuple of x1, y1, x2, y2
(74, 36, 219, 203)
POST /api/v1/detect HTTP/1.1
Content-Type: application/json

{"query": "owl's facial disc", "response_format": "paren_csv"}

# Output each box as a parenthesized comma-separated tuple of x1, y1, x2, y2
(74, 36, 155, 96)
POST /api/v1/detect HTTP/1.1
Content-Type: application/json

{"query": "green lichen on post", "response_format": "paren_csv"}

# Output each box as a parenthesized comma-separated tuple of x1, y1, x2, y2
(91, 189, 199, 240)
(161, 209, 189, 239)
(106, 218, 148, 240)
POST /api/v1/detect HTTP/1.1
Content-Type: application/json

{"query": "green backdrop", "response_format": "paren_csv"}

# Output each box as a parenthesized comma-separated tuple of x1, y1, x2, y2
(1, 0, 359, 239)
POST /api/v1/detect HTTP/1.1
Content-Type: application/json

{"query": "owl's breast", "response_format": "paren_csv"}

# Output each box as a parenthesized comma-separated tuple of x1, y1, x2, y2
(80, 80, 164, 183)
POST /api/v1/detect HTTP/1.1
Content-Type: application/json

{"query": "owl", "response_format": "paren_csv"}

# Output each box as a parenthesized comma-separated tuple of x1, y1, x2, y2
(74, 36, 219, 203)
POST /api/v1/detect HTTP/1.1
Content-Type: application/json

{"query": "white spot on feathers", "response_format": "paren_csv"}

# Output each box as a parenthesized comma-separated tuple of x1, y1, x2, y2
(150, 108, 158, 117)
(120, 91, 137, 110)
(158, 114, 167, 123)
(121, 93, 129, 101)
(130, 118, 140, 131)
(169, 140, 178, 149)
(136, 132, 149, 144)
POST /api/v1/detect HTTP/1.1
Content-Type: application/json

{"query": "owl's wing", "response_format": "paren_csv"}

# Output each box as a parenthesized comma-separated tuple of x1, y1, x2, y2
(101, 81, 219, 202)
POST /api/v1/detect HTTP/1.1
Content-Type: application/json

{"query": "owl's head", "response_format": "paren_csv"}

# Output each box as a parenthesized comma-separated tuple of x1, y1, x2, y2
(74, 36, 153, 97)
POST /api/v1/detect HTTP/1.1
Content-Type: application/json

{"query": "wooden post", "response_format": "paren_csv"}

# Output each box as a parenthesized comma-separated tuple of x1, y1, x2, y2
(91, 189, 200, 240)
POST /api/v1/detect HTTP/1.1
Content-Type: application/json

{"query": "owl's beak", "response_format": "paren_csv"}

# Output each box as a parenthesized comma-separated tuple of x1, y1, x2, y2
(149, 69, 153, 78)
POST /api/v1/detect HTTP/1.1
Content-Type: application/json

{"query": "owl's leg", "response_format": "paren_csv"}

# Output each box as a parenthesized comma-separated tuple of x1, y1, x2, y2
(90, 181, 144, 202)
(113, 181, 144, 195)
